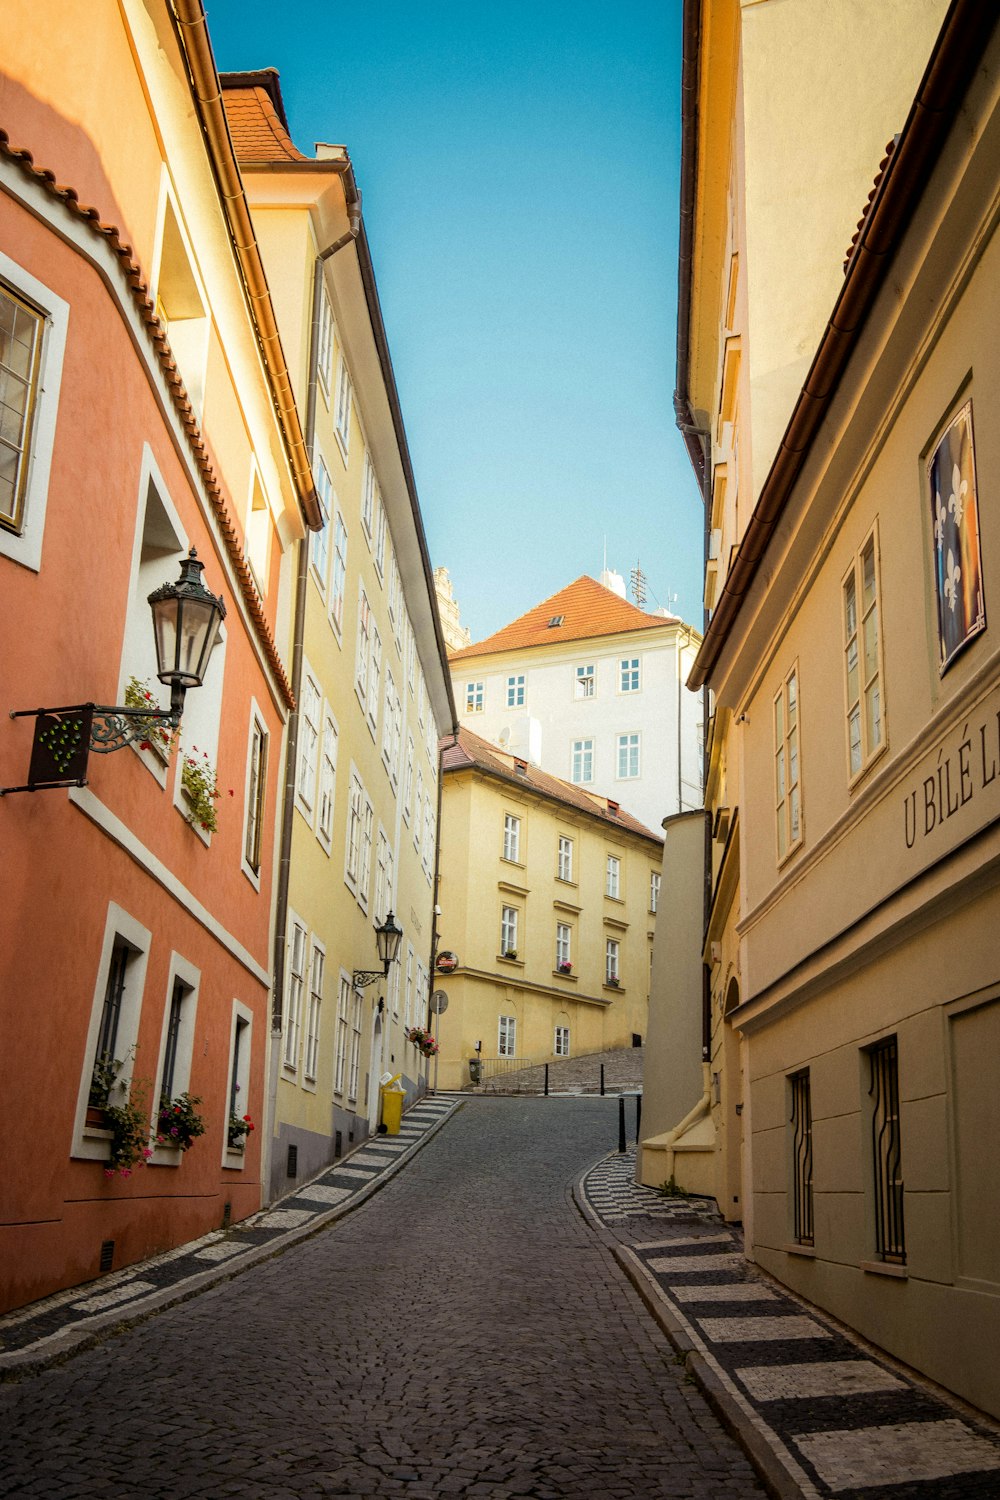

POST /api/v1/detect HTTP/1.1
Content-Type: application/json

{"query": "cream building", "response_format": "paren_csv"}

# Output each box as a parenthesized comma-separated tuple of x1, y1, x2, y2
(434, 728, 662, 1091)
(221, 72, 455, 1200)
(449, 575, 702, 834)
(433, 566, 472, 654)
(651, 0, 1000, 1420)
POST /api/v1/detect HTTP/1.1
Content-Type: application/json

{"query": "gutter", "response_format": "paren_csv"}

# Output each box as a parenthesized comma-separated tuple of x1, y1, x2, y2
(687, 0, 998, 692)
(674, 0, 707, 492)
(170, 0, 322, 532)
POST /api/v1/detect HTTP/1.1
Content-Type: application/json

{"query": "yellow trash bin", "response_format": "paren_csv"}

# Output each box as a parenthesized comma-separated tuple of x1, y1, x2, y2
(380, 1074, 405, 1135)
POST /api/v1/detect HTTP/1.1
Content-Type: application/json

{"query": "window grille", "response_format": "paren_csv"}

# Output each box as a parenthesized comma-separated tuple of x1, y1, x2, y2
(790, 1070, 814, 1246)
(160, 979, 186, 1104)
(869, 1037, 905, 1264)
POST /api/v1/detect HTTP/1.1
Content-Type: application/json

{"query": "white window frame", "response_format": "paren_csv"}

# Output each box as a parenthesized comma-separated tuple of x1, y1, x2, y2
(334, 971, 351, 1096)
(557, 835, 574, 882)
(774, 663, 803, 862)
(554, 1026, 570, 1057)
(355, 586, 371, 709)
(843, 525, 886, 781)
(556, 922, 571, 968)
(650, 870, 661, 914)
(317, 287, 335, 397)
(240, 700, 268, 887)
(374, 493, 387, 579)
(500, 905, 519, 956)
(502, 812, 521, 863)
(0, 255, 68, 572)
(466, 680, 485, 713)
(329, 506, 348, 638)
(605, 938, 620, 983)
(310, 452, 333, 593)
(345, 768, 365, 893)
(403, 735, 415, 824)
(498, 1015, 516, 1057)
(304, 939, 325, 1085)
(284, 917, 307, 1074)
(606, 854, 621, 900)
(334, 353, 352, 460)
(73, 904, 151, 1162)
(317, 707, 339, 853)
(616, 731, 640, 780)
(223, 1000, 253, 1167)
(506, 674, 525, 708)
(575, 664, 595, 699)
(619, 657, 641, 693)
(152, 953, 201, 1158)
(368, 623, 382, 738)
(296, 666, 322, 820)
(572, 738, 594, 785)
(361, 449, 376, 540)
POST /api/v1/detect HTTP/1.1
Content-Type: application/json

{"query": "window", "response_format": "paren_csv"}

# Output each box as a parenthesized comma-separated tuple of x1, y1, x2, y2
(605, 939, 620, 983)
(154, 193, 209, 416)
(310, 455, 332, 589)
(334, 354, 352, 457)
(575, 664, 595, 699)
(317, 288, 334, 395)
(466, 681, 485, 714)
(348, 987, 363, 1100)
(506, 675, 525, 708)
(619, 657, 640, 693)
(0, 257, 68, 571)
(556, 923, 571, 968)
(422, 796, 435, 877)
(226, 1007, 251, 1158)
(557, 835, 573, 882)
(617, 732, 640, 779)
(554, 1026, 570, 1057)
(90, 937, 134, 1105)
(403, 735, 415, 823)
(500, 905, 518, 956)
(869, 1037, 905, 1264)
(606, 854, 621, 899)
(330, 509, 348, 634)
(844, 529, 884, 778)
(382, 671, 400, 782)
(407, 626, 416, 694)
(414, 768, 424, 850)
(159, 977, 188, 1107)
(243, 714, 268, 877)
(368, 625, 382, 735)
(388, 549, 401, 636)
(356, 589, 371, 706)
(284, 921, 306, 1071)
(404, 946, 414, 1029)
(374, 495, 387, 578)
(790, 1070, 814, 1247)
(305, 943, 325, 1082)
(0, 281, 43, 536)
(334, 973, 350, 1095)
(498, 1015, 516, 1057)
(361, 450, 376, 539)
(318, 711, 338, 849)
(359, 797, 374, 907)
(774, 666, 802, 861)
(571, 738, 594, 784)
(502, 813, 521, 862)
(77, 908, 151, 1162)
(417, 673, 426, 728)
(649, 871, 661, 914)
(374, 828, 393, 922)
(345, 772, 364, 889)
(297, 671, 321, 815)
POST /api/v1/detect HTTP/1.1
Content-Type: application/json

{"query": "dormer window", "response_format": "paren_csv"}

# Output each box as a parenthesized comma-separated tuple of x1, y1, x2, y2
(548, 615, 564, 627)
(513, 758, 528, 777)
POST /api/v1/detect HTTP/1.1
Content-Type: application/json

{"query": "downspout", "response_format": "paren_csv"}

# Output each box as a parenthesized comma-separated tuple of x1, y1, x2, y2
(425, 734, 455, 1095)
(265, 187, 361, 1194)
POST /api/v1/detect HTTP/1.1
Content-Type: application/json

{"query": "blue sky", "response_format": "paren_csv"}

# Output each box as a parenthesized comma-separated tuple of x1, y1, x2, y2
(208, 1, 702, 642)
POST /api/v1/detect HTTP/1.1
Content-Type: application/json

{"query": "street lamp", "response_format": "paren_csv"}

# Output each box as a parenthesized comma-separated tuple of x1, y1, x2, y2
(353, 912, 404, 991)
(1, 549, 226, 795)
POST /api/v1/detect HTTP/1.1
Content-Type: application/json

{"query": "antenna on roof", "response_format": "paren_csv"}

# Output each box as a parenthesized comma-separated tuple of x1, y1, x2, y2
(629, 561, 647, 608)
(602, 536, 608, 575)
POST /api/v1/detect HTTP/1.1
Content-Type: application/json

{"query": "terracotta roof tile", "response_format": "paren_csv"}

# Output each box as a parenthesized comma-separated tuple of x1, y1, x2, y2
(442, 726, 663, 844)
(844, 136, 898, 273)
(220, 72, 310, 163)
(449, 576, 678, 662)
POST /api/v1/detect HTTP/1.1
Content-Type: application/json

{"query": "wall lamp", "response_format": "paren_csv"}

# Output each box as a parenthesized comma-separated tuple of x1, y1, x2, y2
(1, 549, 225, 796)
(353, 912, 404, 991)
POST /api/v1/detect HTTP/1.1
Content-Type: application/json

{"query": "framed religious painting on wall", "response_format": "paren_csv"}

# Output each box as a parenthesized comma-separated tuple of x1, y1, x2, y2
(927, 400, 985, 673)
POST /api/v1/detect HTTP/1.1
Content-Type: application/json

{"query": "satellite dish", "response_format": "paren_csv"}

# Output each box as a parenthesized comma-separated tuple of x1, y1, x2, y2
(498, 726, 511, 747)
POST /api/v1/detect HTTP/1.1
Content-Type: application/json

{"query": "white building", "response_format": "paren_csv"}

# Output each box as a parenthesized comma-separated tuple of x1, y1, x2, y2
(449, 574, 702, 835)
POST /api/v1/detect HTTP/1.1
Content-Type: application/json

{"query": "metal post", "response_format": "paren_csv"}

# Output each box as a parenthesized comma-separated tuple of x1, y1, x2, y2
(600, 1064, 605, 1096)
(636, 1092, 642, 1144)
(544, 1063, 549, 1097)
(618, 1094, 626, 1154)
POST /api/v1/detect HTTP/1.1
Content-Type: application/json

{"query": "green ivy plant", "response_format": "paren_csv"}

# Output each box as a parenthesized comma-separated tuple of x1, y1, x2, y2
(180, 747, 220, 834)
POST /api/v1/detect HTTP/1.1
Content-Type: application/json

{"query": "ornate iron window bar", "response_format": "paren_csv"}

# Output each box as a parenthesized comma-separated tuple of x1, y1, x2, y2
(790, 1069, 814, 1246)
(870, 1036, 905, 1264)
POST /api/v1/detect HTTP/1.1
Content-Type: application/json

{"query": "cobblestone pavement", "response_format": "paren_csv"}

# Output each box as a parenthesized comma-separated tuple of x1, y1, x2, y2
(0, 1097, 764, 1499)
(578, 1147, 1000, 1500)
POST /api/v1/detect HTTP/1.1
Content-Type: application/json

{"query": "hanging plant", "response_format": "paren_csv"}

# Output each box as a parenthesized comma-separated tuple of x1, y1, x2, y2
(125, 676, 174, 759)
(156, 1092, 206, 1151)
(180, 746, 220, 833)
(104, 1077, 154, 1178)
(406, 1026, 439, 1058)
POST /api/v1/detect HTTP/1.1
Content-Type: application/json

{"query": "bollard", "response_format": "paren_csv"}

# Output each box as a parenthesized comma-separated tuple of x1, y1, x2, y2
(636, 1092, 642, 1144)
(544, 1063, 549, 1097)
(600, 1064, 605, 1097)
(618, 1094, 626, 1153)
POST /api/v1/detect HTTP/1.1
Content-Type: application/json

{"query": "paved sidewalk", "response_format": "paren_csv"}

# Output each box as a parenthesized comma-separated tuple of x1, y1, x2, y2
(577, 1146, 1000, 1500)
(0, 1094, 461, 1377)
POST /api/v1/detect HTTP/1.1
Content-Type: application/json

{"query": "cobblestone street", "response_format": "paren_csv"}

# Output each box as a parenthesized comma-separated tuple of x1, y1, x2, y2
(0, 1098, 763, 1499)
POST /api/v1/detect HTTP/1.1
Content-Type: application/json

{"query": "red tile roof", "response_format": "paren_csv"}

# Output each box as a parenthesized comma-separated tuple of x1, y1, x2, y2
(220, 70, 310, 162)
(442, 727, 663, 844)
(844, 137, 899, 273)
(448, 576, 678, 662)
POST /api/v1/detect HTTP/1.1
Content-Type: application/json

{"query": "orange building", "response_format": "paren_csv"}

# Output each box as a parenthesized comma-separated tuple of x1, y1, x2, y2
(0, 1, 316, 1310)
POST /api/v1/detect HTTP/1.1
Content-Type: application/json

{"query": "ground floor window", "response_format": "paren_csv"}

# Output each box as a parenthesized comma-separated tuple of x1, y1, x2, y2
(554, 1026, 570, 1057)
(789, 1069, 813, 1246)
(868, 1036, 905, 1264)
(498, 1015, 516, 1057)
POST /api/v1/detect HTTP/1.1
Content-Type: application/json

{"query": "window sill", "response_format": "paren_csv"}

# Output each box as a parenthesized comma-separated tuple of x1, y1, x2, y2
(603, 982, 624, 994)
(783, 1241, 816, 1258)
(223, 1146, 246, 1169)
(497, 954, 524, 969)
(860, 1258, 907, 1279)
(604, 894, 625, 905)
(553, 969, 577, 982)
(847, 739, 889, 793)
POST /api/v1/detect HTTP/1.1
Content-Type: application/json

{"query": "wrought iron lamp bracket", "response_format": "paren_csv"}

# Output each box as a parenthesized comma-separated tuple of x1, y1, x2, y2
(352, 968, 387, 992)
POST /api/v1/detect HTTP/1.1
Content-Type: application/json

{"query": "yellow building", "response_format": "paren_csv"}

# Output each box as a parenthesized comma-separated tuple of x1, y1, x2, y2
(654, 0, 1000, 1420)
(221, 73, 455, 1199)
(434, 727, 662, 1091)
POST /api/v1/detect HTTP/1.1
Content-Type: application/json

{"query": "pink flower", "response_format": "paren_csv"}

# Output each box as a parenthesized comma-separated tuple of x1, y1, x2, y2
(104, 1169, 115, 1179)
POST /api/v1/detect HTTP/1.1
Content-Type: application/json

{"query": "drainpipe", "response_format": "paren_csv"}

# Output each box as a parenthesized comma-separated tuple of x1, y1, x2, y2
(265, 186, 361, 1197)
(425, 731, 458, 1093)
